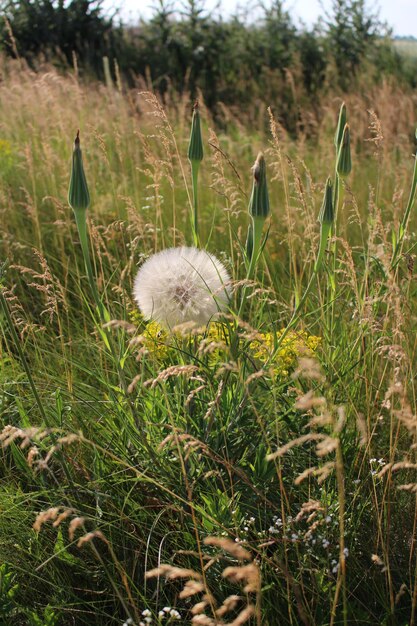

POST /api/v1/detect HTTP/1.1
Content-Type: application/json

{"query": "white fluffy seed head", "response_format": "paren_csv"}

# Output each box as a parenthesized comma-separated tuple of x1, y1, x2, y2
(133, 247, 231, 329)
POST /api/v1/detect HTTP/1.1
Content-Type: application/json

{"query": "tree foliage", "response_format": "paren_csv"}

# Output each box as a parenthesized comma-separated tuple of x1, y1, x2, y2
(0, 0, 123, 74)
(0, 0, 409, 129)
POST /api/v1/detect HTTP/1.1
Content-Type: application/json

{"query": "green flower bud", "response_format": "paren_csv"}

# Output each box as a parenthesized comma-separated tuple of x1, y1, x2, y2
(68, 131, 90, 212)
(318, 177, 334, 225)
(334, 102, 347, 150)
(248, 152, 270, 219)
(187, 101, 203, 163)
(315, 177, 334, 272)
(336, 124, 352, 179)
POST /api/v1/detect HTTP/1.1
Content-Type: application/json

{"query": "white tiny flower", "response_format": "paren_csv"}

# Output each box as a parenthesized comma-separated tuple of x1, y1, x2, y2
(142, 609, 152, 617)
(133, 247, 231, 329)
(162, 607, 171, 613)
(158, 611, 165, 619)
(169, 609, 181, 619)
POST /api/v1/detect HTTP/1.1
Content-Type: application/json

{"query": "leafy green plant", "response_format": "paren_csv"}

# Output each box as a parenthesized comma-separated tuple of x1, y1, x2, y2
(27, 606, 60, 626)
(0, 563, 18, 620)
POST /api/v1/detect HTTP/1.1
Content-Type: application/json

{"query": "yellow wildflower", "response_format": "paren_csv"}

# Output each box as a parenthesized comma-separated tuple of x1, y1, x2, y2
(142, 321, 171, 361)
(197, 321, 231, 367)
(250, 329, 321, 377)
(128, 308, 143, 326)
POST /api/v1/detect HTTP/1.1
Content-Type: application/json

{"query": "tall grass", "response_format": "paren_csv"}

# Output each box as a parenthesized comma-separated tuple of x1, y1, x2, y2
(0, 58, 417, 625)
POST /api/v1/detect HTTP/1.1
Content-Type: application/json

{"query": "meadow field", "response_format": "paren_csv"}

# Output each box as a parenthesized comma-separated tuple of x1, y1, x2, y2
(1, 58, 417, 626)
(394, 39, 417, 60)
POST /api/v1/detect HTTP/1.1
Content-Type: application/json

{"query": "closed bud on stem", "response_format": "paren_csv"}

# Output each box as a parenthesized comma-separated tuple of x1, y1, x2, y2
(318, 177, 334, 226)
(188, 101, 203, 245)
(336, 124, 352, 179)
(315, 177, 334, 272)
(187, 101, 204, 163)
(248, 152, 270, 219)
(67, 131, 102, 315)
(334, 102, 347, 151)
(68, 131, 90, 212)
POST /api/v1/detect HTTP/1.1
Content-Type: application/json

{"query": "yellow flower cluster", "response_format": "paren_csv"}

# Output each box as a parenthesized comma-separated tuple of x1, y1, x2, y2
(196, 321, 230, 366)
(250, 329, 321, 377)
(129, 308, 320, 378)
(142, 320, 231, 365)
(142, 320, 171, 360)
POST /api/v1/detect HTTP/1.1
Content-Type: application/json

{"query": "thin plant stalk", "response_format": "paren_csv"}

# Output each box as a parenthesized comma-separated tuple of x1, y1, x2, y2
(391, 137, 417, 268)
(73, 209, 106, 321)
(0, 282, 49, 426)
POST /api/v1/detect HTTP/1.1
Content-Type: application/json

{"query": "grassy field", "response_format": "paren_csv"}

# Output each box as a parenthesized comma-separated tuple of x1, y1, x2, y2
(1, 58, 417, 625)
(394, 38, 417, 59)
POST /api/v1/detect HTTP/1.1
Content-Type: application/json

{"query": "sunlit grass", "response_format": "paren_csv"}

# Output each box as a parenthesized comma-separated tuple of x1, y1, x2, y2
(0, 58, 417, 625)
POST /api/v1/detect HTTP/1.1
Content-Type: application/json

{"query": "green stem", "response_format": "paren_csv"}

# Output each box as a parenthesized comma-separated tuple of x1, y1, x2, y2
(239, 216, 265, 317)
(74, 210, 105, 320)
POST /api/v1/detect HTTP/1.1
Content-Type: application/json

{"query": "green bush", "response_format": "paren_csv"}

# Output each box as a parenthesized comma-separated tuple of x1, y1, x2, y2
(1, 0, 413, 130)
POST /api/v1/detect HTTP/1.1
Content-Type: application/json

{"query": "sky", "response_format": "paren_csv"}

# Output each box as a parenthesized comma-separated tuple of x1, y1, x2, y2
(104, 0, 417, 38)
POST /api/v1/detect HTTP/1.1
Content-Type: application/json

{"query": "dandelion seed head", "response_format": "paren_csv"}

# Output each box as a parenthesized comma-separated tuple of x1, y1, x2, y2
(133, 247, 230, 329)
